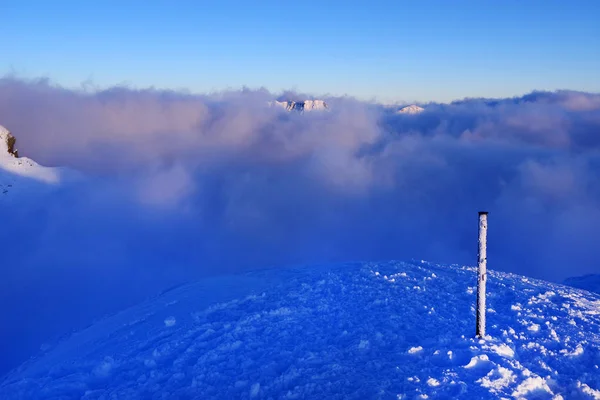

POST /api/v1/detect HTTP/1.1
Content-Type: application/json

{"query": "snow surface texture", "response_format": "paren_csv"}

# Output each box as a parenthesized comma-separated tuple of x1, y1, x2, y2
(1, 261, 599, 399)
(269, 100, 329, 112)
(396, 104, 425, 114)
(0, 125, 62, 199)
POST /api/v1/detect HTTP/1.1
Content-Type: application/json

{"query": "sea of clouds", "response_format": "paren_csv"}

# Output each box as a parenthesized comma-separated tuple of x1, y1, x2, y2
(1, 77, 599, 374)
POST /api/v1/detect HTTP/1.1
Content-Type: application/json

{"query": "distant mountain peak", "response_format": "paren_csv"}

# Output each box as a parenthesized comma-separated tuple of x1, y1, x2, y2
(397, 105, 425, 115)
(270, 100, 329, 112)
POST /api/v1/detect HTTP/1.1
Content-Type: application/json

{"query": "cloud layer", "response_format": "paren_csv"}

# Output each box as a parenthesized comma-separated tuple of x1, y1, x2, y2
(1, 77, 600, 374)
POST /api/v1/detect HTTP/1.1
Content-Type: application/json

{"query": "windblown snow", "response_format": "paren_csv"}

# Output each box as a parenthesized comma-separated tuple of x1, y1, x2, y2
(1, 261, 599, 399)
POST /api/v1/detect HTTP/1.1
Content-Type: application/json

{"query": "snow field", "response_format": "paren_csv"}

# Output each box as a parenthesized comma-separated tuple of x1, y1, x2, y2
(1, 261, 599, 399)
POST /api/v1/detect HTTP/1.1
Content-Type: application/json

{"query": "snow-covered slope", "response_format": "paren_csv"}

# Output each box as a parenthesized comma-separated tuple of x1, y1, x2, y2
(397, 104, 425, 114)
(270, 100, 329, 112)
(0, 125, 62, 199)
(1, 261, 599, 399)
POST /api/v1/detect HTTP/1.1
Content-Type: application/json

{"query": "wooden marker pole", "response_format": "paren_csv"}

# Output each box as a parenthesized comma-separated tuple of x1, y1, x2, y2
(476, 211, 488, 338)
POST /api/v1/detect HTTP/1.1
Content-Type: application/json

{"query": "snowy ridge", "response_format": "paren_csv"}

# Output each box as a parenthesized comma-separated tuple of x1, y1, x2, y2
(0, 125, 62, 198)
(565, 274, 600, 295)
(269, 100, 329, 112)
(1, 260, 599, 399)
(397, 104, 425, 114)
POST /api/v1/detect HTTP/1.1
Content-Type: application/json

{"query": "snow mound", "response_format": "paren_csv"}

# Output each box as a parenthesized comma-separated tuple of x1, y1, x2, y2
(270, 100, 329, 112)
(1, 261, 599, 399)
(397, 104, 425, 114)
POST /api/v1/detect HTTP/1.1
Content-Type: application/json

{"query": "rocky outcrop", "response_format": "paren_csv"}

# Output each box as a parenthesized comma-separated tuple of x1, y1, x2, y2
(0, 125, 62, 198)
(0, 126, 19, 157)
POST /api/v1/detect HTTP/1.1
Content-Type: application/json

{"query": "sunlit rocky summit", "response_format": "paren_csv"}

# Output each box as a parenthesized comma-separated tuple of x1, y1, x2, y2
(0, 126, 19, 158)
(270, 99, 329, 112)
(0, 125, 62, 198)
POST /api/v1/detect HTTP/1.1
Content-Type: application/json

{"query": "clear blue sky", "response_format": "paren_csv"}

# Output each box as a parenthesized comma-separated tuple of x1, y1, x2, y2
(1, 0, 599, 103)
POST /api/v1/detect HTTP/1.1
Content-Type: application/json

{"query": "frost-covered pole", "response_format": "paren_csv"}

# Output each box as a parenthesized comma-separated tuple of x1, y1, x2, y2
(476, 211, 488, 338)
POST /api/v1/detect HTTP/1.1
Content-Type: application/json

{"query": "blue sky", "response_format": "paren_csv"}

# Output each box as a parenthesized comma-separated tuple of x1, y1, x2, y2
(1, 0, 599, 102)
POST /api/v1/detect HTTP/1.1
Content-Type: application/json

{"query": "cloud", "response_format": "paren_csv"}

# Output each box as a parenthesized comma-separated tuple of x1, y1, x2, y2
(1, 77, 600, 374)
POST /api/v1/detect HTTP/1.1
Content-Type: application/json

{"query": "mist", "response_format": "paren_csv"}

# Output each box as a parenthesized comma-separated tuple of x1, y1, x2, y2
(1, 77, 600, 375)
